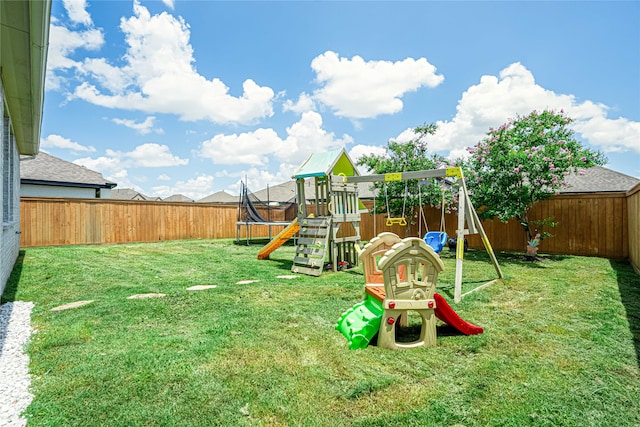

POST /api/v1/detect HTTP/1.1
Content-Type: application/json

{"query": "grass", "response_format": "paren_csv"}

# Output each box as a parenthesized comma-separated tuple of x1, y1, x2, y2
(2, 239, 639, 426)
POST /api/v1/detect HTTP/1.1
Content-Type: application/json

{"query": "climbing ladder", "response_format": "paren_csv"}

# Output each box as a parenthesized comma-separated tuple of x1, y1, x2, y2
(291, 216, 332, 276)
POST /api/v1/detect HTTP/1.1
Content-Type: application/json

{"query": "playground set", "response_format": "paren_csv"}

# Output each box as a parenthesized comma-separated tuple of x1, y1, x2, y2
(249, 148, 502, 349)
(256, 149, 503, 301)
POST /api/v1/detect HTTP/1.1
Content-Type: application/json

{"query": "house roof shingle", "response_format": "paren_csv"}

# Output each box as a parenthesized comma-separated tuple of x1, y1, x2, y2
(559, 166, 639, 193)
(251, 181, 297, 203)
(163, 194, 194, 202)
(111, 188, 156, 200)
(197, 191, 238, 203)
(20, 152, 116, 188)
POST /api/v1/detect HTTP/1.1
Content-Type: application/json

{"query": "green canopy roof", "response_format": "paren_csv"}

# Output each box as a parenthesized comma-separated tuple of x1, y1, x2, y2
(292, 148, 360, 179)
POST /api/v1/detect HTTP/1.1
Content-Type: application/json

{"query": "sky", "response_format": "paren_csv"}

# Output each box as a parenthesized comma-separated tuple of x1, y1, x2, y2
(41, 0, 640, 200)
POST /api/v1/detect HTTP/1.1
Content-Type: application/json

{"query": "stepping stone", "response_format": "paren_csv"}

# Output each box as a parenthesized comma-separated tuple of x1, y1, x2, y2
(276, 275, 298, 279)
(127, 293, 166, 299)
(51, 300, 95, 311)
(235, 280, 259, 285)
(186, 285, 218, 291)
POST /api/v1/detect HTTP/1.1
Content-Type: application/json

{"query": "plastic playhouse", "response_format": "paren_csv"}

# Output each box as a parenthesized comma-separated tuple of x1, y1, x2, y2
(336, 233, 483, 350)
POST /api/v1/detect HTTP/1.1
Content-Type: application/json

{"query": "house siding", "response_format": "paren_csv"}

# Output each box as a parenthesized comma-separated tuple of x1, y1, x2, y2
(1, 85, 22, 296)
(21, 183, 112, 199)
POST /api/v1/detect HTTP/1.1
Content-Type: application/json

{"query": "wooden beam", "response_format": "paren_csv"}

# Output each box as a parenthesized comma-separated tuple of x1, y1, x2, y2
(334, 167, 462, 184)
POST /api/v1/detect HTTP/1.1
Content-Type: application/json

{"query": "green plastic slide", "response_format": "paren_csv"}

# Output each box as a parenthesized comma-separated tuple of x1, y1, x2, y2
(335, 295, 383, 350)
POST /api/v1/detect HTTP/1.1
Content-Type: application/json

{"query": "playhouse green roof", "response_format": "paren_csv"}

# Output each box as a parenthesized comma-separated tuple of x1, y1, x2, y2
(292, 148, 360, 179)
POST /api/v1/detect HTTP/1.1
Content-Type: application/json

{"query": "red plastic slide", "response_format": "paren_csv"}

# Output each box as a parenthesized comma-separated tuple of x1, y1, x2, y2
(434, 293, 484, 335)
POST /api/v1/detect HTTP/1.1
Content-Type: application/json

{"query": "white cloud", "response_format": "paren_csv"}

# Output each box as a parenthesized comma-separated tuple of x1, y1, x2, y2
(63, 0, 92, 26)
(348, 144, 388, 164)
(82, 58, 133, 93)
(570, 109, 640, 154)
(152, 175, 215, 200)
(73, 143, 189, 194)
(421, 62, 640, 156)
(283, 92, 315, 114)
(311, 51, 444, 119)
(395, 128, 419, 144)
(107, 169, 135, 190)
(198, 111, 353, 168)
(200, 128, 283, 166)
(162, 0, 175, 10)
(40, 134, 96, 152)
(63, 1, 275, 125)
(106, 143, 189, 168)
(112, 116, 163, 135)
(46, 21, 104, 90)
(157, 174, 171, 181)
(280, 111, 353, 164)
(73, 155, 122, 173)
(74, 143, 187, 178)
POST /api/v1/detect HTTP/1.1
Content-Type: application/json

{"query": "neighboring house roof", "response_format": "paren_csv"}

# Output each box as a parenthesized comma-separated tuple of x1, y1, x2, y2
(111, 188, 155, 201)
(1, 1, 51, 155)
(20, 152, 117, 189)
(252, 181, 297, 203)
(354, 183, 377, 199)
(163, 194, 194, 202)
(559, 166, 640, 193)
(198, 191, 238, 203)
(249, 178, 378, 203)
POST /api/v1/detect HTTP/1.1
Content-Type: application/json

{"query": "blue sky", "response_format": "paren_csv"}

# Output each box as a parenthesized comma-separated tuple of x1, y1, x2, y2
(41, 0, 639, 200)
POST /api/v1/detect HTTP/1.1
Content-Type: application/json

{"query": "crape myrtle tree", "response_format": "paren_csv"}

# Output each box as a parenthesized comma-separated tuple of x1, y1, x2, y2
(356, 124, 453, 235)
(464, 109, 606, 249)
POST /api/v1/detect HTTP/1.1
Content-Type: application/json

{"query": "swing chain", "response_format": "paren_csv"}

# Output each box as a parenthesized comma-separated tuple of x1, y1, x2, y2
(384, 181, 408, 227)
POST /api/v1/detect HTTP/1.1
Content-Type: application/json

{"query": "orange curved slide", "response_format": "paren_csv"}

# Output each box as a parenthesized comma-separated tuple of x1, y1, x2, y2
(257, 219, 300, 260)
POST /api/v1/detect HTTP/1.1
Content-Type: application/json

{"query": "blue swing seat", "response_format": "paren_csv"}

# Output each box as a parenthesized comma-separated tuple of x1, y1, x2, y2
(424, 231, 448, 253)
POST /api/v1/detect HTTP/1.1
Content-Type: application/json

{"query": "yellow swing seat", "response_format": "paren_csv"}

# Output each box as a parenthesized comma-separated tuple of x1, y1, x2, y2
(386, 217, 407, 227)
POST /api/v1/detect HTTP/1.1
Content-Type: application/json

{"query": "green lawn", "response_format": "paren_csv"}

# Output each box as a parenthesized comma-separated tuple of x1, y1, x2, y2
(3, 239, 639, 426)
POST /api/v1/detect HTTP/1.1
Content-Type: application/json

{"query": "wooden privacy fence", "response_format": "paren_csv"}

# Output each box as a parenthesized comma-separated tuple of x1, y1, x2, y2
(627, 184, 640, 273)
(20, 192, 634, 260)
(360, 192, 630, 258)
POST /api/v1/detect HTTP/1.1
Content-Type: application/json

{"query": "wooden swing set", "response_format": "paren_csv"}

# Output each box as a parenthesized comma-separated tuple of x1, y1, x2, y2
(340, 166, 503, 302)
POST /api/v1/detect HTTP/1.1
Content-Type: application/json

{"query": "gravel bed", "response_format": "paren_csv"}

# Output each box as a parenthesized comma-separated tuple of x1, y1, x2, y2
(0, 302, 34, 427)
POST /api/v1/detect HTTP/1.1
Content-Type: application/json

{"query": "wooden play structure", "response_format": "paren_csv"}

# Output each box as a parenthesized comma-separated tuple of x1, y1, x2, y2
(336, 233, 484, 350)
(289, 148, 365, 276)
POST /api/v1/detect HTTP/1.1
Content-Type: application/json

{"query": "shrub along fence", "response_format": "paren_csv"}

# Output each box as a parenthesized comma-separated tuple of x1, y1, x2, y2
(20, 191, 634, 261)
